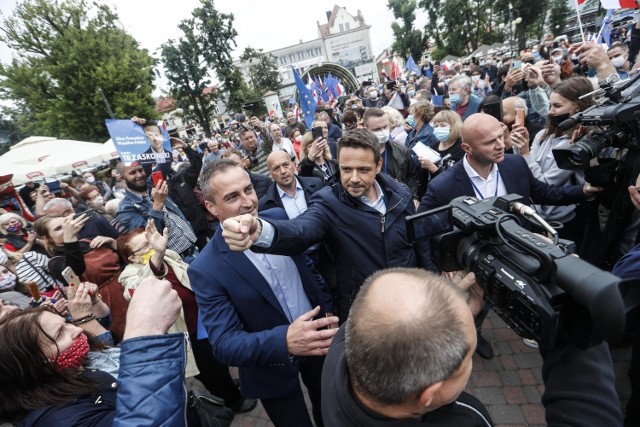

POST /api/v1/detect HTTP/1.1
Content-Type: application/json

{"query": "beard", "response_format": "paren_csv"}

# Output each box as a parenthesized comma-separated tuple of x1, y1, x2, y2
(125, 179, 148, 193)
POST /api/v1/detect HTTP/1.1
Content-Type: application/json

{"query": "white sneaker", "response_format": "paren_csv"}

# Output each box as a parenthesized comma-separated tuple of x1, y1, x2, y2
(523, 338, 539, 349)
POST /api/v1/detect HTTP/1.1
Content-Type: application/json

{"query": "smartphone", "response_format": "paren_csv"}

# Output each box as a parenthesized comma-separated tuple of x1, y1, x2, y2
(46, 180, 61, 193)
(515, 107, 526, 127)
(151, 170, 164, 187)
(511, 61, 522, 70)
(482, 100, 503, 123)
(73, 209, 95, 220)
(62, 266, 81, 287)
(385, 81, 397, 91)
(362, 80, 372, 87)
(311, 126, 324, 140)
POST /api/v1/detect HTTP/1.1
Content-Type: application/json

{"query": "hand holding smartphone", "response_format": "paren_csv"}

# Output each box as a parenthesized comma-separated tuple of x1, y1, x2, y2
(151, 170, 164, 187)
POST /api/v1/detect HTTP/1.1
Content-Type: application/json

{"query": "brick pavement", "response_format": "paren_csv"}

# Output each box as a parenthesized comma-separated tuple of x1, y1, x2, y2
(232, 311, 632, 427)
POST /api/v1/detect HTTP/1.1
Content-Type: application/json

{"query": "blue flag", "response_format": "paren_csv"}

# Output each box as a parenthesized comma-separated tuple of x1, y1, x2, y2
(601, 9, 613, 46)
(292, 66, 317, 129)
(326, 73, 339, 99)
(405, 54, 420, 75)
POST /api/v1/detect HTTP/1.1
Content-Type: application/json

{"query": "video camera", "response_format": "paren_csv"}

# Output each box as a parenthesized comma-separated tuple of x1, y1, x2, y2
(407, 194, 640, 349)
(553, 72, 640, 170)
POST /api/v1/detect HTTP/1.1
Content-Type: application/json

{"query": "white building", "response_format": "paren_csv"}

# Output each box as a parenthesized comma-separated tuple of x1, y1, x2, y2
(233, 4, 376, 103)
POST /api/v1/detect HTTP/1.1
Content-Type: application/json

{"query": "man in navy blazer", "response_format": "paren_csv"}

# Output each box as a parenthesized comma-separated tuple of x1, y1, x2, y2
(419, 113, 598, 212)
(258, 151, 325, 215)
(187, 159, 337, 427)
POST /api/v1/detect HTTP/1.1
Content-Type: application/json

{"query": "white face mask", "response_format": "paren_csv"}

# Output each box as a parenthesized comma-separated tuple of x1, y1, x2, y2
(0, 272, 16, 290)
(369, 91, 378, 100)
(91, 196, 105, 209)
(471, 75, 480, 82)
(552, 55, 564, 65)
(373, 129, 390, 145)
(611, 56, 626, 69)
(85, 176, 95, 184)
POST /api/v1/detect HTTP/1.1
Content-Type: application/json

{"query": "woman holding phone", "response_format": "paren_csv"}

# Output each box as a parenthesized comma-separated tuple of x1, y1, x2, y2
(298, 128, 338, 185)
(35, 214, 129, 342)
(514, 76, 596, 250)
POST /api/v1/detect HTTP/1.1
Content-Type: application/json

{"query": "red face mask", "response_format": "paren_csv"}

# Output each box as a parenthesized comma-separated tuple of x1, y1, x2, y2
(50, 333, 90, 371)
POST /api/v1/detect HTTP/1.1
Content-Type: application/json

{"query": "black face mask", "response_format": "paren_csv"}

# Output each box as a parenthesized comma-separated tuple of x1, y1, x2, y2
(548, 112, 571, 127)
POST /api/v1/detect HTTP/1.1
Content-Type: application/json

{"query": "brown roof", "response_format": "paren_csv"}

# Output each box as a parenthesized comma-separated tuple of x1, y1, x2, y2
(155, 98, 176, 113)
(318, 4, 341, 37)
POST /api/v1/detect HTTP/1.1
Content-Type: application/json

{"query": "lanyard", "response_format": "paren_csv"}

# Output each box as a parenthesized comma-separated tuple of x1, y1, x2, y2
(469, 170, 500, 200)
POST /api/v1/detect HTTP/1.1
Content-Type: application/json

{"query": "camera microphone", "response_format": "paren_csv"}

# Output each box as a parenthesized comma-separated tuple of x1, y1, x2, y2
(557, 114, 581, 132)
(510, 201, 558, 241)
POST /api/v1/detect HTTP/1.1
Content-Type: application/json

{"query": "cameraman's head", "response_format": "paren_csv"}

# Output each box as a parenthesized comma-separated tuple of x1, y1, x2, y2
(345, 268, 475, 416)
(461, 113, 505, 168)
(239, 126, 258, 153)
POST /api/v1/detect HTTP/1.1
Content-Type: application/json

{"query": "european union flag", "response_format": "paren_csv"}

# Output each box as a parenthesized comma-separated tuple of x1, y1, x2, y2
(405, 54, 420, 75)
(292, 66, 317, 129)
(601, 9, 613, 46)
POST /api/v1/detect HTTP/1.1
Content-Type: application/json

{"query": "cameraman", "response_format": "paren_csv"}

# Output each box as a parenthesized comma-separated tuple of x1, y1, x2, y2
(321, 268, 622, 426)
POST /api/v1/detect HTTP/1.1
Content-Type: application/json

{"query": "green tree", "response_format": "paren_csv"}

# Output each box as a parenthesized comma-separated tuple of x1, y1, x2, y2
(387, 0, 427, 61)
(161, 19, 218, 137)
(548, 0, 571, 37)
(0, 109, 27, 156)
(0, 0, 156, 141)
(240, 47, 281, 95)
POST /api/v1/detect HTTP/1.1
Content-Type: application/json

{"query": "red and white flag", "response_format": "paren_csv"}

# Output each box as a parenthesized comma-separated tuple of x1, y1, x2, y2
(391, 57, 403, 80)
(599, 0, 638, 8)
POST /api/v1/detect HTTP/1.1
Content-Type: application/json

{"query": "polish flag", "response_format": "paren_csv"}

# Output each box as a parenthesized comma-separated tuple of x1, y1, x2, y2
(391, 57, 403, 80)
(599, 0, 638, 7)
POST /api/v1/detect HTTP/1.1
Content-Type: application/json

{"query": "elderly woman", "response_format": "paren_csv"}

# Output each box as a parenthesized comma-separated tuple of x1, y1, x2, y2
(404, 99, 438, 151)
(0, 212, 40, 254)
(117, 220, 255, 413)
(0, 278, 187, 426)
(381, 106, 408, 146)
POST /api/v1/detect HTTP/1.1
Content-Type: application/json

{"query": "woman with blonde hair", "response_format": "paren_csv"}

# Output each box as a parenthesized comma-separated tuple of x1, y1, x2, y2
(298, 127, 338, 184)
(381, 106, 408, 146)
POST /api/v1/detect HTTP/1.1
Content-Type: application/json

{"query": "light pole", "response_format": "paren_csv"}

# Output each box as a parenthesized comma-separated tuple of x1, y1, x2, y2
(498, 6, 522, 57)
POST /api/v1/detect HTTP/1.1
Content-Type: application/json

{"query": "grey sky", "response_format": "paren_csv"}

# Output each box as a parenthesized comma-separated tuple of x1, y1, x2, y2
(0, 1, 429, 95)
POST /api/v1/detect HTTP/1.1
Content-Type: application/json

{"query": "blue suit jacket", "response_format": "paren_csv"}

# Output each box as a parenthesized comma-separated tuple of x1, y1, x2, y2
(419, 154, 586, 212)
(187, 209, 333, 399)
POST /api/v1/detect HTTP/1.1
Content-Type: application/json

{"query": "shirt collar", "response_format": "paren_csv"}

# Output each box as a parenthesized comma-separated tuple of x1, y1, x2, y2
(462, 154, 499, 181)
(359, 180, 384, 205)
(276, 178, 303, 198)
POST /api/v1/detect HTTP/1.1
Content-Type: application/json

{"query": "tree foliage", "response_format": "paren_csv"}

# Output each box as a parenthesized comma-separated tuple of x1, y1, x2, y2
(239, 47, 281, 96)
(0, 0, 156, 141)
(419, 0, 549, 58)
(387, 0, 428, 60)
(548, 0, 572, 37)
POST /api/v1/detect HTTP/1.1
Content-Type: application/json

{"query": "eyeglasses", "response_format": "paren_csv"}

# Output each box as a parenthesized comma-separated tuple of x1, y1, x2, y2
(131, 241, 150, 256)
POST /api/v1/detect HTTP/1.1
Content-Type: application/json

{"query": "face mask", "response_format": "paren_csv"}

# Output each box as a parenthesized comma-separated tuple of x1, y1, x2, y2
(85, 177, 95, 184)
(50, 333, 89, 371)
(369, 92, 378, 100)
(140, 249, 155, 265)
(408, 90, 415, 97)
(4, 223, 21, 233)
(471, 75, 480, 82)
(548, 112, 571, 127)
(91, 196, 104, 209)
(449, 93, 461, 104)
(433, 127, 451, 142)
(294, 135, 302, 142)
(552, 55, 564, 65)
(406, 115, 416, 128)
(0, 272, 16, 290)
(611, 56, 626, 69)
(373, 129, 390, 144)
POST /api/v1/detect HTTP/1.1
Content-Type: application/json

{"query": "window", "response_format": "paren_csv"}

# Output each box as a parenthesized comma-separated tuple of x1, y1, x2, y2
(339, 23, 344, 32)
(315, 48, 321, 55)
(345, 22, 350, 30)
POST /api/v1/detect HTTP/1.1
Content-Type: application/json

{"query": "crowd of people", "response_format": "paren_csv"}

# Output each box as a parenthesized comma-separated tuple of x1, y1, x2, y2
(2, 31, 640, 426)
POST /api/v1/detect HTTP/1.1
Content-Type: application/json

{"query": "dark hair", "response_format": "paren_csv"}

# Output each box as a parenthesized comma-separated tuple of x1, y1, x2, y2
(478, 94, 501, 113)
(198, 159, 246, 203)
(116, 228, 146, 261)
(362, 107, 385, 128)
(545, 76, 596, 139)
(70, 177, 85, 188)
(337, 129, 381, 164)
(342, 110, 358, 128)
(0, 306, 100, 423)
(345, 268, 469, 406)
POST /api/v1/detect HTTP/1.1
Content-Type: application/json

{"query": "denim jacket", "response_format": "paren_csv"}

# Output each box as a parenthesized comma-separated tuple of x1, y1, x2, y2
(116, 187, 188, 232)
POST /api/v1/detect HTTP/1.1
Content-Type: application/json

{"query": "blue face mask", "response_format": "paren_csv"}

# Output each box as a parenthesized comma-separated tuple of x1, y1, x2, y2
(433, 127, 451, 142)
(406, 115, 416, 128)
(449, 93, 461, 104)
(408, 90, 416, 97)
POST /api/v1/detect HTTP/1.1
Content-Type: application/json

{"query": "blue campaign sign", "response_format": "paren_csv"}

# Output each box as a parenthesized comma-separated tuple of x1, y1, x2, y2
(105, 119, 172, 165)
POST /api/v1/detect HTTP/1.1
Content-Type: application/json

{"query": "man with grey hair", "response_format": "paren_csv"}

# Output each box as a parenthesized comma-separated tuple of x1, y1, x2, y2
(448, 74, 482, 120)
(321, 267, 623, 426)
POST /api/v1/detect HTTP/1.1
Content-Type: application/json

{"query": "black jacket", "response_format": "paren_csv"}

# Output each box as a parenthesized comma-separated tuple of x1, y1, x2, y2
(259, 173, 431, 320)
(321, 326, 493, 427)
(249, 170, 272, 201)
(168, 146, 209, 250)
(258, 175, 324, 213)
